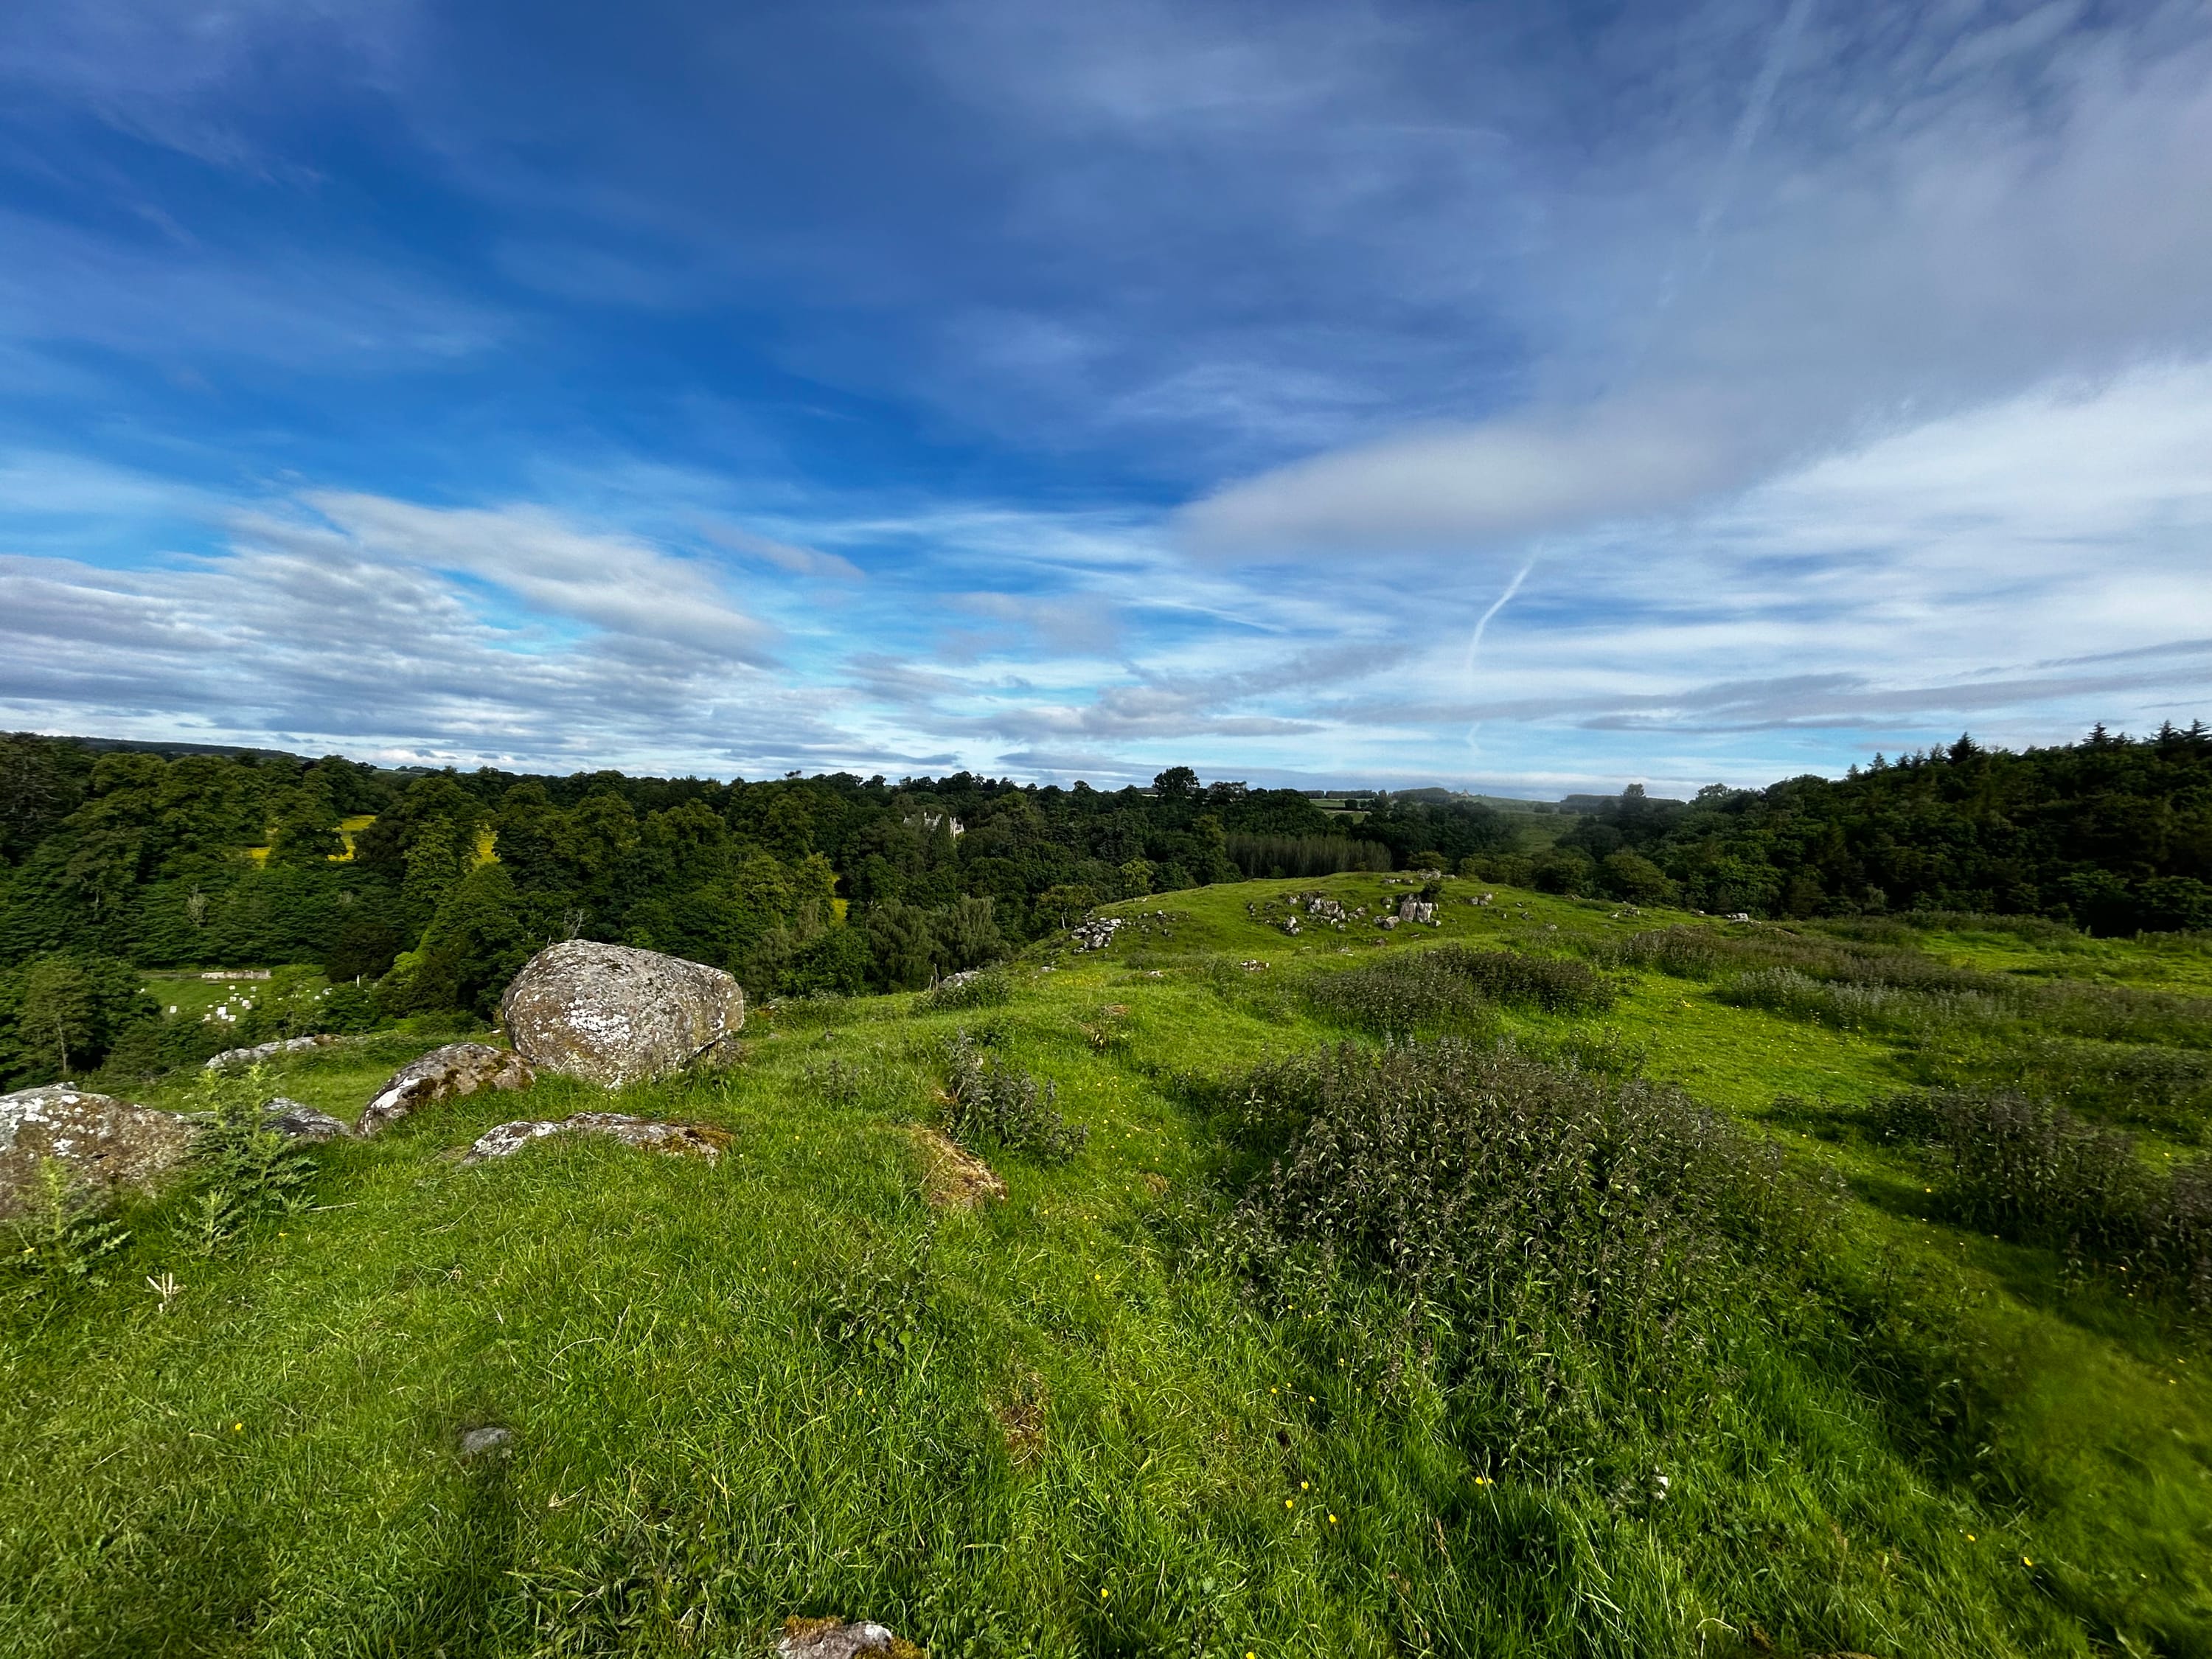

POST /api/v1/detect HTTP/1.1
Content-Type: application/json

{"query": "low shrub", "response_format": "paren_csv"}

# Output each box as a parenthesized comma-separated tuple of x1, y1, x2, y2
(817, 1223, 938, 1363)
(3, 1161, 130, 1310)
(1601, 925, 2000, 995)
(1716, 967, 2006, 1034)
(1212, 1040, 1809, 1464)
(1870, 1089, 2212, 1310)
(1303, 952, 1494, 1037)
(941, 1031, 1087, 1162)
(2026, 981, 2212, 1050)
(181, 1069, 317, 1257)
(917, 967, 1012, 1013)
(1929, 1038, 2212, 1142)
(1431, 945, 1615, 1014)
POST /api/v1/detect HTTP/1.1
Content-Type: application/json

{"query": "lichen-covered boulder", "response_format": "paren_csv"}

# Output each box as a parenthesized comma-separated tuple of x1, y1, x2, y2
(498, 941, 744, 1087)
(459, 1111, 731, 1166)
(356, 1043, 534, 1138)
(0, 1085, 195, 1219)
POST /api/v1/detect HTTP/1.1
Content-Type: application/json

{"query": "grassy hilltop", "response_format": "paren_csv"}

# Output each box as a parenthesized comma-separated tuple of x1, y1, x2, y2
(5, 874, 2211, 1658)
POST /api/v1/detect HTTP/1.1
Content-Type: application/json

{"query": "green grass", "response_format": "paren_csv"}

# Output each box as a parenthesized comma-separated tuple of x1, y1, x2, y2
(5, 876, 2211, 1656)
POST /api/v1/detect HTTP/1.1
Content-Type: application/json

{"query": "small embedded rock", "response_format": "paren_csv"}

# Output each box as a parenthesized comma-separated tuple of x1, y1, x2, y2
(357, 1043, 534, 1138)
(460, 1111, 731, 1166)
(458, 1425, 513, 1458)
(777, 1617, 922, 1658)
(262, 1098, 349, 1143)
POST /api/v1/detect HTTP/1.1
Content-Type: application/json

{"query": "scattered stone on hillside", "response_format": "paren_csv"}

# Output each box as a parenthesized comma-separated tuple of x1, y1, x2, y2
(1377, 916, 1399, 930)
(777, 1617, 922, 1659)
(1239, 959, 1268, 971)
(1397, 898, 1437, 925)
(1727, 911, 1754, 923)
(204, 1033, 344, 1071)
(262, 1097, 349, 1143)
(1305, 896, 1346, 920)
(0, 1085, 195, 1219)
(356, 1043, 534, 1138)
(457, 1425, 514, 1459)
(499, 940, 745, 1087)
(1280, 917, 1301, 935)
(459, 1111, 731, 1166)
(911, 1127, 1006, 1211)
(1069, 916, 1126, 951)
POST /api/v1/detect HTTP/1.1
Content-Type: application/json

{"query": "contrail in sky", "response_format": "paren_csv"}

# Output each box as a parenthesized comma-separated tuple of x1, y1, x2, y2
(1461, 552, 1541, 753)
(1698, 0, 1817, 248)
(1642, 0, 1818, 343)
(1469, 0, 1816, 754)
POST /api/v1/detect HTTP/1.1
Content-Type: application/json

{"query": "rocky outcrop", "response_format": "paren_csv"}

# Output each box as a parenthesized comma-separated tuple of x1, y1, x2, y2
(0, 1085, 195, 1219)
(356, 1043, 533, 1138)
(911, 1127, 1006, 1211)
(262, 1097, 349, 1144)
(498, 941, 744, 1087)
(205, 1034, 346, 1070)
(459, 1111, 731, 1166)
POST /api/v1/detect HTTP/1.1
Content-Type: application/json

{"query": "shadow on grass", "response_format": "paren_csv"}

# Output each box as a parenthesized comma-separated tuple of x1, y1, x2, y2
(349, 1440, 526, 1658)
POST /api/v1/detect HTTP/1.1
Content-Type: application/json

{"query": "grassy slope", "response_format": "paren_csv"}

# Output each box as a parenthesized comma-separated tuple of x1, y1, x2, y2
(4, 877, 2208, 1658)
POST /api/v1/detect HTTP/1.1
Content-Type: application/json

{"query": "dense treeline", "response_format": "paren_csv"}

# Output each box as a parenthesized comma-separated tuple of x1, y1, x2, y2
(0, 740, 1512, 1083)
(1484, 725, 2212, 931)
(7, 723, 2204, 1086)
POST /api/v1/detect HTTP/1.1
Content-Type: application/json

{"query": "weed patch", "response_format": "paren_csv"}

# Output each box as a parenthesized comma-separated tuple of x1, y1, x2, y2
(1870, 1089, 2212, 1311)
(1303, 951, 1495, 1037)
(940, 1031, 1088, 1162)
(1431, 945, 1615, 1013)
(1212, 1040, 1808, 1467)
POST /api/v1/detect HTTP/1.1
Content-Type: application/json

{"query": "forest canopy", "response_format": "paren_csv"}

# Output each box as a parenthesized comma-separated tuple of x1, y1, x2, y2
(1, 724, 2205, 1088)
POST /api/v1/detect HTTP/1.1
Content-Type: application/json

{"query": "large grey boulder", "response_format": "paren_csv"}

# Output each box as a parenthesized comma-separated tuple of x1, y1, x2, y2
(498, 941, 744, 1087)
(356, 1043, 534, 1138)
(0, 1085, 195, 1219)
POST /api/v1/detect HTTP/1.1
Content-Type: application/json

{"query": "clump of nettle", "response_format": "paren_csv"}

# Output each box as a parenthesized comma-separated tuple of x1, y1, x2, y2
(1199, 1038, 1826, 1474)
(939, 1029, 1088, 1163)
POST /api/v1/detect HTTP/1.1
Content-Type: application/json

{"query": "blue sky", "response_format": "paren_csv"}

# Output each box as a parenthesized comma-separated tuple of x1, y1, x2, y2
(2, 0, 2208, 796)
